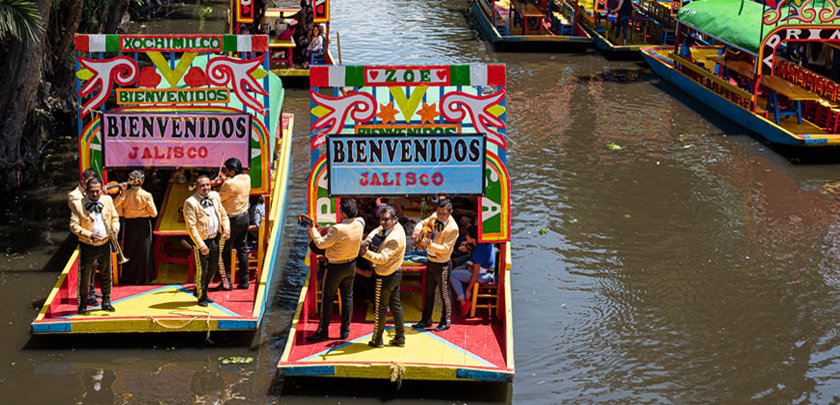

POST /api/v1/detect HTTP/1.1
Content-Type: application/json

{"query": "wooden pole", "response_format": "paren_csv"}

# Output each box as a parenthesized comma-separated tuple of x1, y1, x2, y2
(336, 31, 343, 64)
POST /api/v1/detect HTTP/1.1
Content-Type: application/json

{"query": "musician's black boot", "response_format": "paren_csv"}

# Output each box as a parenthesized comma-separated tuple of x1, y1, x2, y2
(389, 336, 406, 347)
(433, 322, 449, 332)
(209, 284, 231, 292)
(101, 300, 115, 312)
(368, 337, 384, 348)
(87, 296, 99, 306)
(77, 303, 87, 315)
(412, 319, 433, 329)
(305, 330, 329, 342)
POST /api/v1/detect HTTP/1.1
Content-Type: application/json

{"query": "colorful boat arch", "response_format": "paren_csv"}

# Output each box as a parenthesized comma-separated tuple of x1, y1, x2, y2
(308, 64, 510, 242)
(73, 34, 282, 194)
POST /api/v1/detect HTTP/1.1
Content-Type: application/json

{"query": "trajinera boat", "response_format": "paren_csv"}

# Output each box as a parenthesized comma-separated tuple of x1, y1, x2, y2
(468, 0, 593, 49)
(641, 0, 840, 145)
(31, 34, 294, 334)
(231, 0, 337, 81)
(278, 64, 514, 382)
(569, 0, 684, 55)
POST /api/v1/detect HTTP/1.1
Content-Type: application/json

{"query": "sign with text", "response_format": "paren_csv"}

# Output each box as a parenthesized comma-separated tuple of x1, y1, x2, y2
(120, 35, 224, 52)
(102, 112, 250, 168)
(326, 134, 486, 196)
(364, 66, 450, 86)
(116, 88, 230, 105)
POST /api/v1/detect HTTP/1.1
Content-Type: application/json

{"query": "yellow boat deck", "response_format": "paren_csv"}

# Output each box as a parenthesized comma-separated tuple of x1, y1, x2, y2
(31, 115, 296, 334)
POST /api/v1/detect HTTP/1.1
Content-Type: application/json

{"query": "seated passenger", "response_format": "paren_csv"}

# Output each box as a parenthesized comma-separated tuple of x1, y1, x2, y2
(450, 226, 495, 316)
(303, 24, 324, 68)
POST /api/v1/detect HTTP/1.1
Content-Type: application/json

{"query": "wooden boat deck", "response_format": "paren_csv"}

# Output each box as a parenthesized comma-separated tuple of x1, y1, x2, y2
(278, 266, 514, 382)
(31, 114, 296, 334)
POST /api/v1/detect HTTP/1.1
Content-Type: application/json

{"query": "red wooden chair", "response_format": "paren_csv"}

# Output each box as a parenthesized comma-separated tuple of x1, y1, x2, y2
(825, 81, 838, 103)
(803, 71, 817, 91)
(794, 68, 807, 88)
(774, 60, 787, 78)
(815, 77, 827, 97)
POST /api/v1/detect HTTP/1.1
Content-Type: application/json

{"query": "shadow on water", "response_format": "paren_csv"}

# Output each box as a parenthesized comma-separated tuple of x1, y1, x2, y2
(271, 376, 512, 403)
(24, 331, 258, 351)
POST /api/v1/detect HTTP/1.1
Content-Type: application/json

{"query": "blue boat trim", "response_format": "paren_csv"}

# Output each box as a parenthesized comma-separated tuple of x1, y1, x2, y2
(32, 322, 72, 333)
(456, 368, 514, 382)
(217, 319, 257, 329)
(280, 365, 336, 376)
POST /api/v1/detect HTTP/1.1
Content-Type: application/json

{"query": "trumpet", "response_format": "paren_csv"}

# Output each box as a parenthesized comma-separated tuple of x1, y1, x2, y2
(104, 218, 129, 264)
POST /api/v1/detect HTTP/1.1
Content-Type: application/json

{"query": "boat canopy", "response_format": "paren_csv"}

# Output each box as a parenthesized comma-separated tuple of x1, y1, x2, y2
(678, 0, 772, 53)
(677, 0, 833, 54)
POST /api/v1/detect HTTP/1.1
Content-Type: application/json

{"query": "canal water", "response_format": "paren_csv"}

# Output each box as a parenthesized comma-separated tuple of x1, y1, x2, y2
(3, 0, 840, 403)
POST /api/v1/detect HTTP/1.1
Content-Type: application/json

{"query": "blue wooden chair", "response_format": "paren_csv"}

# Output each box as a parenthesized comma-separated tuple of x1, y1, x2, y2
(310, 47, 327, 66)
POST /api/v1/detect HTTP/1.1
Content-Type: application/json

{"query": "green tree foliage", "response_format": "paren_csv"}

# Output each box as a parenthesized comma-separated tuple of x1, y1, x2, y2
(0, 0, 44, 44)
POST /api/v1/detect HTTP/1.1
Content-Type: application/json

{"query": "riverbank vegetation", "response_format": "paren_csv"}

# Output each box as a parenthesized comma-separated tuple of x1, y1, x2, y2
(0, 0, 177, 191)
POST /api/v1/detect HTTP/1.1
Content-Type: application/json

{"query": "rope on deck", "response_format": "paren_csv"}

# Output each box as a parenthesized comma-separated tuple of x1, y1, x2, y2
(145, 309, 214, 343)
(389, 361, 406, 389)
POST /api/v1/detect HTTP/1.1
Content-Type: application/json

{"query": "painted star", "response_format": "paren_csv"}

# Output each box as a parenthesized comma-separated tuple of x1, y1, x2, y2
(376, 102, 399, 125)
(416, 102, 440, 124)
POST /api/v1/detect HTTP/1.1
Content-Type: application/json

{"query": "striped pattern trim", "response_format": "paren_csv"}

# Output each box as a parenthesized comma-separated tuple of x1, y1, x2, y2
(193, 244, 203, 299)
(310, 64, 506, 87)
(317, 267, 329, 332)
(372, 277, 384, 341)
(74, 35, 268, 53)
(440, 262, 452, 325)
(217, 238, 231, 289)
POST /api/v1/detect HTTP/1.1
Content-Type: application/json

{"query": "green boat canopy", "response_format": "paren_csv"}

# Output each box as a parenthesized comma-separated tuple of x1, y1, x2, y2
(677, 0, 830, 54)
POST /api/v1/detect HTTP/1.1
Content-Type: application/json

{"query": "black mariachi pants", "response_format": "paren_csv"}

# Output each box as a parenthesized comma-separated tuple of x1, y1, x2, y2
(193, 236, 220, 301)
(222, 214, 250, 285)
(78, 243, 113, 304)
(318, 260, 355, 336)
(372, 269, 404, 342)
(422, 260, 452, 325)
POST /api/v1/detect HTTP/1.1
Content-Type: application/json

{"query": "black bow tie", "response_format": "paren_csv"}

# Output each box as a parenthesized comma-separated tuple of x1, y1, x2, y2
(200, 196, 213, 208)
(85, 201, 103, 213)
(434, 220, 444, 232)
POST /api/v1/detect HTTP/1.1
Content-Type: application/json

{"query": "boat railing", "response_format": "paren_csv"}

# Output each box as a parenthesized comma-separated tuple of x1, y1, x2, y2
(670, 51, 753, 109)
(774, 58, 840, 106)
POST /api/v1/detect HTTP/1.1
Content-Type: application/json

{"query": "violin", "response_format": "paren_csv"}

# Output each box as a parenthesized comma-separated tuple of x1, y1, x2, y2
(105, 178, 142, 195)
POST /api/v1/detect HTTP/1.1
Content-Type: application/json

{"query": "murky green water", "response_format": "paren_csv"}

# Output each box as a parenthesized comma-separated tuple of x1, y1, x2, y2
(3, 0, 840, 403)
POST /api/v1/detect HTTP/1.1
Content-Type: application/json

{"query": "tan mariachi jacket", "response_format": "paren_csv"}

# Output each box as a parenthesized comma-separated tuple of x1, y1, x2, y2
(414, 213, 459, 263)
(183, 191, 230, 250)
(115, 187, 158, 219)
(70, 195, 120, 246)
(309, 217, 365, 263)
(363, 224, 406, 277)
(67, 185, 84, 210)
(219, 173, 251, 216)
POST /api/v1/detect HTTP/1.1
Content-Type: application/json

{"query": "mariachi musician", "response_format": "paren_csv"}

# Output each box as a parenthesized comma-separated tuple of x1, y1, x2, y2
(115, 170, 158, 284)
(68, 168, 100, 307)
(69, 178, 120, 314)
(215, 157, 251, 290)
(412, 197, 459, 332)
(183, 175, 230, 307)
